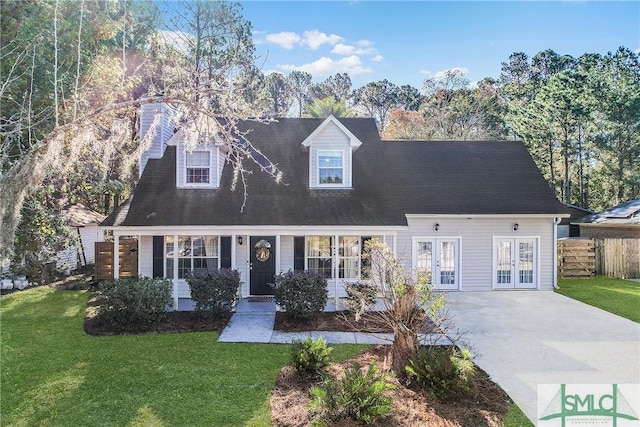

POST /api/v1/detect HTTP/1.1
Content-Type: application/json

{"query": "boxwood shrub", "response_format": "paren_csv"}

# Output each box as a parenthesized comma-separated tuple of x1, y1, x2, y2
(273, 270, 328, 321)
(92, 277, 172, 329)
(186, 268, 241, 317)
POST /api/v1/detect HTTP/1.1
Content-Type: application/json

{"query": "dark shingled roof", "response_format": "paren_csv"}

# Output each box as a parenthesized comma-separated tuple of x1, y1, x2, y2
(103, 117, 566, 227)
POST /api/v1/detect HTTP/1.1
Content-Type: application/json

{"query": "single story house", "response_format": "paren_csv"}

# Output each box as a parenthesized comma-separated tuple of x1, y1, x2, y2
(572, 198, 640, 239)
(102, 103, 568, 309)
(558, 203, 593, 238)
(57, 203, 105, 271)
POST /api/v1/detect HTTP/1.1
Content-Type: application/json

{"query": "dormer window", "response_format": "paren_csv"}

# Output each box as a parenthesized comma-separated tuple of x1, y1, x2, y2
(186, 151, 211, 184)
(318, 151, 344, 185)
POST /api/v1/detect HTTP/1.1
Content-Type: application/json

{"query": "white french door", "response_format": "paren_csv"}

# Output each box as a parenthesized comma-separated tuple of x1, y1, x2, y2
(493, 238, 538, 289)
(414, 238, 460, 290)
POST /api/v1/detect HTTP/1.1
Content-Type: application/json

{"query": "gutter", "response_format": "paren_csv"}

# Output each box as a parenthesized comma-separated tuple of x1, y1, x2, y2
(553, 217, 561, 289)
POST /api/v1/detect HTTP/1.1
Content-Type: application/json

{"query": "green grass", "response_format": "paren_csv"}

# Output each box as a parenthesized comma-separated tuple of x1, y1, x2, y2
(503, 404, 534, 427)
(556, 276, 640, 322)
(0, 288, 366, 426)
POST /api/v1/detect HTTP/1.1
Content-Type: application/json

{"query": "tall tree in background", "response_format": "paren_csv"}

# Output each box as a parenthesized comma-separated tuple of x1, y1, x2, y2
(287, 70, 312, 117)
(262, 72, 292, 116)
(352, 79, 399, 130)
(305, 97, 353, 118)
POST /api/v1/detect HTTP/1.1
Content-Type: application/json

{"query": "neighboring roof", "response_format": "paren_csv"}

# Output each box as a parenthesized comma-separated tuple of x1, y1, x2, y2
(560, 203, 593, 226)
(572, 199, 640, 226)
(103, 117, 566, 228)
(62, 203, 106, 227)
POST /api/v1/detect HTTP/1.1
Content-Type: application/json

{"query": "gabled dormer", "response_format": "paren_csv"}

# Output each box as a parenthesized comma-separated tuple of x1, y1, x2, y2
(302, 116, 363, 189)
(174, 120, 227, 189)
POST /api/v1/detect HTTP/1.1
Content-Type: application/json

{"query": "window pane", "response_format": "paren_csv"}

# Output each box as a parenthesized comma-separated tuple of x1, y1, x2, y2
(166, 259, 174, 278)
(319, 168, 343, 184)
(186, 168, 210, 183)
(440, 241, 456, 284)
(308, 258, 332, 278)
(339, 258, 358, 279)
(339, 236, 359, 257)
(307, 236, 332, 257)
(204, 236, 218, 256)
(416, 241, 432, 272)
(178, 258, 191, 279)
(186, 151, 210, 167)
(318, 152, 342, 167)
(192, 237, 205, 256)
(519, 241, 534, 284)
(178, 237, 191, 257)
(497, 241, 512, 284)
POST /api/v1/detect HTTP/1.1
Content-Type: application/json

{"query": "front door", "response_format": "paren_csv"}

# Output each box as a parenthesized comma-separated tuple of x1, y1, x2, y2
(250, 236, 276, 295)
(494, 238, 537, 289)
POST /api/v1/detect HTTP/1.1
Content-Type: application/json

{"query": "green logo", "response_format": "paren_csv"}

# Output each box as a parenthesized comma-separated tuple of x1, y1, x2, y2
(539, 384, 639, 427)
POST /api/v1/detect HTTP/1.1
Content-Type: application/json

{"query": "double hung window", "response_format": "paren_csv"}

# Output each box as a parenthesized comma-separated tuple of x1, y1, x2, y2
(186, 151, 211, 184)
(165, 236, 219, 279)
(305, 235, 363, 279)
(318, 151, 343, 185)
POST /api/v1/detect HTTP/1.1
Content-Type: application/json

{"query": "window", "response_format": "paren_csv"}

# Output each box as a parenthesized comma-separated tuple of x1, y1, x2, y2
(339, 236, 360, 279)
(165, 235, 219, 279)
(186, 151, 210, 184)
(318, 151, 343, 185)
(307, 236, 333, 278)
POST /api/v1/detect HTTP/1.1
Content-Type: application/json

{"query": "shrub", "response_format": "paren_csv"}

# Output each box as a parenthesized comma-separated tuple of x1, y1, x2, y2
(92, 277, 172, 329)
(186, 268, 240, 317)
(290, 337, 332, 376)
(273, 270, 328, 321)
(405, 346, 476, 402)
(344, 281, 378, 321)
(310, 361, 393, 425)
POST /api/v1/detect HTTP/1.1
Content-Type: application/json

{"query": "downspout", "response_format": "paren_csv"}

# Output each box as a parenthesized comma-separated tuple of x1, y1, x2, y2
(553, 217, 561, 289)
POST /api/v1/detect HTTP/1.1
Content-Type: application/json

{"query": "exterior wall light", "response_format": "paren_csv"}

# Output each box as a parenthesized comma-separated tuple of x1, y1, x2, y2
(434, 223, 440, 232)
(237, 236, 243, 245)
(513, 223, 519, 231)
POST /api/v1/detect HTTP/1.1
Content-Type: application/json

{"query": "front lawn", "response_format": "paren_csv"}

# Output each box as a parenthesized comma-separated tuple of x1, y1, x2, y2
(0, 288, 365, 426)
(556, 276, 640, 322)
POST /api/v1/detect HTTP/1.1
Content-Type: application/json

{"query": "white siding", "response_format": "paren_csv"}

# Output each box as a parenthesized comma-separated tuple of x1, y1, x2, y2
(309, 122, 353, 188)
(235, 235, 249, 297)
(280, 235, 294, 272)
(77, 225, 103, 265)
(397, 217, 556, 291)
(139, 236, 153, 277)
(139, 103, 177, 177)
(175, 135, 220, 189)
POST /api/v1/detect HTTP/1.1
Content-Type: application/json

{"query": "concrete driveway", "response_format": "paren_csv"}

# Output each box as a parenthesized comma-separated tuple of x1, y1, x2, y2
(445, 291, 640, 424)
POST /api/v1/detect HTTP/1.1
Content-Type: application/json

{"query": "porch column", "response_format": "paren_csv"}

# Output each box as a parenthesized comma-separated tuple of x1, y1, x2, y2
(172, 235, 179, 309)
(113, 233, 120, 279)
(275, 235, 281, 274)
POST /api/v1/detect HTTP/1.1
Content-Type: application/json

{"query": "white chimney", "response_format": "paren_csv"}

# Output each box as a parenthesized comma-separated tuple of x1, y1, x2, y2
(139, 102, 178, 177)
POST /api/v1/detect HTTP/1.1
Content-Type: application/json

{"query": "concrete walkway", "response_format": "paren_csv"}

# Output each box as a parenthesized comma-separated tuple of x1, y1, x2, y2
(445, 291, 640, 424)
(218, 299, 449, 345)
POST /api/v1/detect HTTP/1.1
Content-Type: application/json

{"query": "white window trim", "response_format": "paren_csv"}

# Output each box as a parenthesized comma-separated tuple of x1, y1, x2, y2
(316, 149, 346, 188)
(164, 235, 221, 279)
(491, 236, 539, 290)
(304, 235, 363, 280)
(183, 149, 215, 188)
(411, 236, 462, 291)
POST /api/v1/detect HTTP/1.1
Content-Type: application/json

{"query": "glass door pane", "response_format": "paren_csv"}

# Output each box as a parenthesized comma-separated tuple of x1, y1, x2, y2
(439, 241, 456, 285)
(416, 241, 433, 285)
(518, 240, 534, 285)
(496, 241, 513, 285)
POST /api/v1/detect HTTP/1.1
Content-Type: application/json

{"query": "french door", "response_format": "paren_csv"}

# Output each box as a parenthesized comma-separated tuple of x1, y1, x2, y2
(493, 238, 537, 289)
(414, 238, 460, 290)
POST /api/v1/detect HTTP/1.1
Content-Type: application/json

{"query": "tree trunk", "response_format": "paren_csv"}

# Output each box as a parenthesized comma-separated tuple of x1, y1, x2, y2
(391, 329, 419, 379)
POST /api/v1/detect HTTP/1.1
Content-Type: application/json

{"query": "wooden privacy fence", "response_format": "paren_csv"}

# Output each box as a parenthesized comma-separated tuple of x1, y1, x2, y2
(95, 240, 139, 281)
(595, 238, 640, 279)
(558, 239, 596, 278)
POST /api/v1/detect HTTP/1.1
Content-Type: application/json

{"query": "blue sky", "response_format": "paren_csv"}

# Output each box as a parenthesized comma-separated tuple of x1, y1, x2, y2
(239, 1, 640, 88)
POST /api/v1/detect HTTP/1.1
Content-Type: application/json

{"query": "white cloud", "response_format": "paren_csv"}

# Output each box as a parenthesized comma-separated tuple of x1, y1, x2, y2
(371, 54, 384, 62)
(265, 32, 301, 49)
(302, 30, 343, 50)
(331, 40, 377, 56)
(277, 55, 372, 77)
(419, 69, 432, 76)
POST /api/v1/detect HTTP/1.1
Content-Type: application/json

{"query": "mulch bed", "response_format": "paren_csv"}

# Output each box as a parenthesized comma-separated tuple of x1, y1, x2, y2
(274, 311, 437, 334)
(84, 311, 231, 336)
(271, 345, 513, 427)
